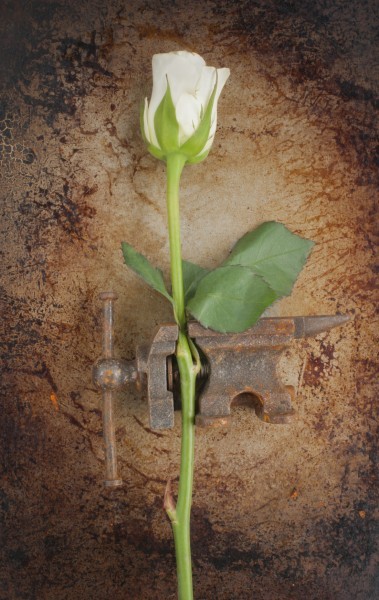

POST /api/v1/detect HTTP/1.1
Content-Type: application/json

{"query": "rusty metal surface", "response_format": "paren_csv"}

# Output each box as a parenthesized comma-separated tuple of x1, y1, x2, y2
(1, 1, 378, 599)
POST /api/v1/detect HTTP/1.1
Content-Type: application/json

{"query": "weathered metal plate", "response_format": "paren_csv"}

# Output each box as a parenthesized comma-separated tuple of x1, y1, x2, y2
(1, 1, 377, 598)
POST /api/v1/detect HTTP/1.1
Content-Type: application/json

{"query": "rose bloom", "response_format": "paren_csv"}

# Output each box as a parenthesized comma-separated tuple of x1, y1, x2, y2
(142, 51, 229, 161)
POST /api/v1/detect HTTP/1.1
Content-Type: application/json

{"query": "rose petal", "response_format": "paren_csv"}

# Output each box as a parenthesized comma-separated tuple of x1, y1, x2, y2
(195, 66, 217, 113)
(175, 93, 202, 144)
(147, 52, 205, 146)
(143, 97, 152, 144)
(165, 53, 205, 105)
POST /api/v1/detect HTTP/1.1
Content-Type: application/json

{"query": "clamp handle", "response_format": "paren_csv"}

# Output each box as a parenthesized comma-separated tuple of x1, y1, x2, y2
(93, 292, 137, 487)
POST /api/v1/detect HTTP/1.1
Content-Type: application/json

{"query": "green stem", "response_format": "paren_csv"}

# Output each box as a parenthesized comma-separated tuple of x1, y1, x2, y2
(165, 153, 198, 600)
(172, 331, 197, 600)
(166, 153, 187, 331)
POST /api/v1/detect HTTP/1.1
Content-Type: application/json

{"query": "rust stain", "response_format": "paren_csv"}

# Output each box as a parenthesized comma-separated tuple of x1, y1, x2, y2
(50, 392, 59, 411)
(303, 353, 325, 386)
(133, 414, 166, 438)
(289, 488, 299, 501)
(137, 24, 195, 49)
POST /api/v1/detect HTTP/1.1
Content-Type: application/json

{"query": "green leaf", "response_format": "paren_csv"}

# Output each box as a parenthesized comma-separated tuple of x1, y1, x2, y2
(223, 221, 314, 297)
(182, 260, 209, 302)
(154, 80, 180, 154)
(187, 265, 277, 333)
(180, 78, 217, 159)
(121, 242, 173, 303)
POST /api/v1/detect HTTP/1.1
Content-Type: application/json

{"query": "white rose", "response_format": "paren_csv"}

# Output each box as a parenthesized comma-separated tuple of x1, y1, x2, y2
(141, 51, 230, 163)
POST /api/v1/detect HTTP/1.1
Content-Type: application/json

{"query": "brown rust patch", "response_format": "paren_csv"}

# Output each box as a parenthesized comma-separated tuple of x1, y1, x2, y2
(303, 353, 325, 386)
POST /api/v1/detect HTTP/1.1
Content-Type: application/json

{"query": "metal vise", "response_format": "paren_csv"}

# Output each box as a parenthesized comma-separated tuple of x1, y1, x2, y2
(93, 291, 349, 486)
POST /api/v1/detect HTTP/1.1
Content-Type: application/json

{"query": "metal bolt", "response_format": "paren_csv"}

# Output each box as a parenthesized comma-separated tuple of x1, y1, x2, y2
(99, 291, 118, 359)
(97, 291, 123, 488)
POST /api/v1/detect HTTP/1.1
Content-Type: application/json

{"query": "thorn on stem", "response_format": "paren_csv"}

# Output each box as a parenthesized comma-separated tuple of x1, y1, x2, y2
(164, 478, 178, 523)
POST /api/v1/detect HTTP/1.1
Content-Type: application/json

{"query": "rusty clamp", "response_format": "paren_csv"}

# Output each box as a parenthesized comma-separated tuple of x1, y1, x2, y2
(92, 291, 349, 485)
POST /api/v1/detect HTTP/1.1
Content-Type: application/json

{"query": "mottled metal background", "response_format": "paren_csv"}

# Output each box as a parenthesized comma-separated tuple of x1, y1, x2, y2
(1, 1, 378, 599)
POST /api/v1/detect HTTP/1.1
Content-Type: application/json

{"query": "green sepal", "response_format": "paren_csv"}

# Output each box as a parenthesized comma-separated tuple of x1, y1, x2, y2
(147, 144, 165, 160)
(141, 100, 166, 160)
(223, 221, 314, 297)
(180, 76, 218, 159)
(121, 242, 173, 304)
(154, 79, 180, 154)
(186, 148, 210, 165)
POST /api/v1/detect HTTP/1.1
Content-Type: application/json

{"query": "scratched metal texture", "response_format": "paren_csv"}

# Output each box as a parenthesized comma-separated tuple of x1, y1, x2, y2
(0, 1, 377, 599)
